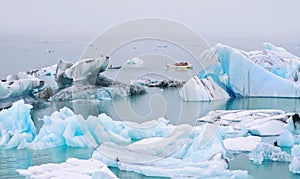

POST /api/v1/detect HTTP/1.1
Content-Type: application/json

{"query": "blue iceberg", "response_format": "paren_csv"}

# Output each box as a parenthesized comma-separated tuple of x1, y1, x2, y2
(185, 43, 300, 101)
(0, 100, 36, 149)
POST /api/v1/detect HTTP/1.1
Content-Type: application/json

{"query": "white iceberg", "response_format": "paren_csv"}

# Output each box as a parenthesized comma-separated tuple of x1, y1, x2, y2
(223, 136, 262, 152)
(126, 57, 144, 65)
(0, 72, 44, 100)
(17, 158, 118, 179)
(289, 144, 300, 174)
(197, 43, 300, 98)
(93, 124, 248, 178)
(197, 109, 289, 138)
(0, 100, 36, 149)
(249, 143, 290, 165)
(65, 56, 109, 84)
(180, 76, 230, 101)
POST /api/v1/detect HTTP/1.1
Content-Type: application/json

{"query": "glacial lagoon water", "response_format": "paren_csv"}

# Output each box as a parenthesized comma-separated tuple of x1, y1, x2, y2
(1, 85, 300, 178)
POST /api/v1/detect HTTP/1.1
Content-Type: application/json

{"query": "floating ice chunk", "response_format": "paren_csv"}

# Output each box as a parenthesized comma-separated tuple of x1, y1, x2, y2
(223, 136, 262, 152)
(249, 143, 290, 165)
(29, 106, 172, 150)
(248, 120, 285, 136)
(198, 109, 289, 138)
(64, 56, 109, 84)
(277, 114, 300, 147)
(17, 158, 118, 179)
(277, 130, 294, 147)
(126, 57, 144, 65)
(0, 72, 44, 100)
(0, 100, 35, 149)
(289, 145, 300, 174)
(93, 124, 248, 178)
(180, 76, 230, 101)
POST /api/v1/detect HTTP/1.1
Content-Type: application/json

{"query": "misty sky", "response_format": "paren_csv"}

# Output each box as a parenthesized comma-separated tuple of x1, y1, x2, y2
(0, 0, 300, 77)
(1, 0, 300, 39)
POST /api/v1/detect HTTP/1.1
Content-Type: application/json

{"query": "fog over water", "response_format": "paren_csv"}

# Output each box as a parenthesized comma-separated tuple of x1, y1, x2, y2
(0, 0, 300, 77)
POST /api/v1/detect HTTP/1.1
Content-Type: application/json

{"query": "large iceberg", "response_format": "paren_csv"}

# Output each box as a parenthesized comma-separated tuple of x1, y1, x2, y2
(186, 43, 300, 101)
(93, 124, 248, 178)
(17, 158, 118, 179)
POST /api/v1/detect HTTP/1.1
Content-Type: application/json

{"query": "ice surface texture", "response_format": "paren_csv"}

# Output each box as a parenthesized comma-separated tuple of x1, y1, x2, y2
(0, 72, 44, 100)
(17, 158, 118, 179)
(249, 143, 290, 165)
(185, 43, 300, 101)
(289, 145, 300, 174)
(92, 124, 248, 178)
(0, 100, 36, 149)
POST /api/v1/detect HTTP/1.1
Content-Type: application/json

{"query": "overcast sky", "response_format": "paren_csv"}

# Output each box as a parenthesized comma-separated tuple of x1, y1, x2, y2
(0, 0, 300, 77)
(1, 0, 299, 40)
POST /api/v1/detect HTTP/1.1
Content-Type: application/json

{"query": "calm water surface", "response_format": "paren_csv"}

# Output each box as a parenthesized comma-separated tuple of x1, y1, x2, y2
(1, 86, 300, 178)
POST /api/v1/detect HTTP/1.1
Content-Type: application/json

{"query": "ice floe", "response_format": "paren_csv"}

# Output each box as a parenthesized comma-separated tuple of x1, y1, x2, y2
(126, 57, 144, 65)
(0, 72, 44, 100)
(197, 109, 289, 138)
(17, 158, 118, 179)
(93, 124, 248, 178)
(249, 143, 290, 165)
(223, 136, 262, 152)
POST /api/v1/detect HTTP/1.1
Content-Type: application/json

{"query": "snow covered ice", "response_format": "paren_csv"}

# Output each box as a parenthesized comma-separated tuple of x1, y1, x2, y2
(0, 71, 44, 100)
(93, 124, 248, 178)
(17, 158, 118, 179)
(197, 109, 289, 138)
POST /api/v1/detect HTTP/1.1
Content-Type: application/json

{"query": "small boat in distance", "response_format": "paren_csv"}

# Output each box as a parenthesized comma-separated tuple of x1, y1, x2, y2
(108, 64, 122, 69)
(166, 61, 193, 70)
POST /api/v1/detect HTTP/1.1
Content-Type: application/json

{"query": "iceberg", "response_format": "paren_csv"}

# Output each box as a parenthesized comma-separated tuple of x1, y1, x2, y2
(194, 43, 300, 100)
(180, 76, 230, 101)
(93, 124, 248, 178)
(249, 143, 290, 165)
(197, 109, 289, 138)
(0, 71, 44, 100)
(126, 57, 144, 65)
(29, 105, 172, 150)
(0, 100, 36, 149)
(289, 145, 300, 174)
(17, 158, 118, 179)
